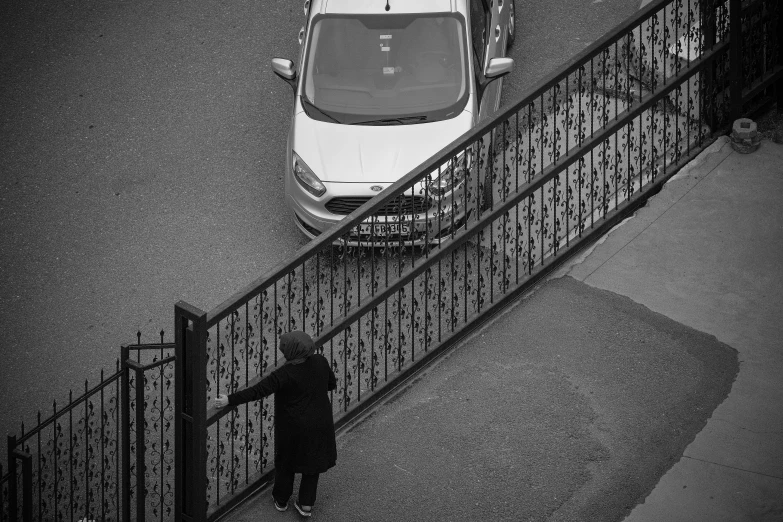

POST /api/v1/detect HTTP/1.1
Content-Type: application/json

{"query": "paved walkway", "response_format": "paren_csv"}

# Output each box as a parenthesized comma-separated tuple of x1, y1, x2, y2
(564, 136, 783, 521)
(603, 138, 783, 521)
(224, 136, 783, 521)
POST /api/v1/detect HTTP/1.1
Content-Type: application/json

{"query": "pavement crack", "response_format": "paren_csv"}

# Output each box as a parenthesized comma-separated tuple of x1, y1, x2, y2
(683, 456, 783, 481)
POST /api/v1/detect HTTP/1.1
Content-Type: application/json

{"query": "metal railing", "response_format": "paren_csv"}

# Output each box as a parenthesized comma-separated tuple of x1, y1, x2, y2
(2, 0, 780, 520)
(175, 0, 782, 518)
(4, 364, 124, 521)
(1, 337, 175, 522)
(122, 343, 176, 522)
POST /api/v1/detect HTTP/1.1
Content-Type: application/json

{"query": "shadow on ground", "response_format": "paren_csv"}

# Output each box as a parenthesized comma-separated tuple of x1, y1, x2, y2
(226, 276, 738, 521)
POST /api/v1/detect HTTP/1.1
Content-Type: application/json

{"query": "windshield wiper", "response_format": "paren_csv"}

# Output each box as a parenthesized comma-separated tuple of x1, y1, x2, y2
(302, 99, 343, 124)
(351, 115, 428, 126)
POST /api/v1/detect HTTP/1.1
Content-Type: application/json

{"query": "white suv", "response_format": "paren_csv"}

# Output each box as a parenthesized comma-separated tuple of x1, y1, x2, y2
(272, 0, 516, 244)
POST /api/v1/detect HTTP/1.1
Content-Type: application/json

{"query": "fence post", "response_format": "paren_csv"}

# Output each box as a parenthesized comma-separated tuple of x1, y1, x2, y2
(701, 0, 718, 129)
(175, 302, 208, 521)
(121, 346, 130, 522)
(5, 437, 31, 522)
(14, 451, 31, 522)
(729, 0, 742, 121)
(134, 364, 146, 522)
(6, 436, 15, 522)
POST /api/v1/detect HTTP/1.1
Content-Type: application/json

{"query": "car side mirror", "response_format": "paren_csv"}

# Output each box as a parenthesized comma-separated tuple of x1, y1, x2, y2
(478, 57, 514, 101)
(485, 57, 514, 79)
(272, 58, 297, 91)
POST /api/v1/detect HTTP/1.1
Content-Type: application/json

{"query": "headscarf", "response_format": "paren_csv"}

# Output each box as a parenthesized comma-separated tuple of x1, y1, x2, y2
(279, 331, 316, 365)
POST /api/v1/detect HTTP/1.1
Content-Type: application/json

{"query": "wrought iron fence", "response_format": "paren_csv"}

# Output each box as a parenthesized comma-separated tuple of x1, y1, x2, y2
(122, 344, 176, 522)
(176, 0, 782, 519)
(1, 337, 175, 522)
(4, 364, 124, 521)
(2, 0, 780, 520)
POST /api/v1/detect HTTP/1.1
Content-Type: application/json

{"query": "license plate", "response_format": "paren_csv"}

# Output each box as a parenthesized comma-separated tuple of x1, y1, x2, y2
(356, 222, 410, 236)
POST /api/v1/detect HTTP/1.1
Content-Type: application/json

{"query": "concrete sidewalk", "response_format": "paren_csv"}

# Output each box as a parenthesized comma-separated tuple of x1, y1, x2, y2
(570, 137, 783, 521)
(224, 137, 782, 521)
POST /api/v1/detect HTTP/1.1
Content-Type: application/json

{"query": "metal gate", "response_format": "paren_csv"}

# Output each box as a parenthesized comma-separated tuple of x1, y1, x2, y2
(1, 340, 175, 522)
(173, 0, 782, 518)
(1, 0, 780, 519)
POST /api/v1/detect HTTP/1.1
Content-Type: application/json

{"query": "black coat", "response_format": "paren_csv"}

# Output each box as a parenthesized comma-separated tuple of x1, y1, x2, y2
(228, 353, 337, 473)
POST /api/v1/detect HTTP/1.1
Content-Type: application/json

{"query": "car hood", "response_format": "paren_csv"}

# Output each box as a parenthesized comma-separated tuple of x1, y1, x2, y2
(291, 106, 474, 184)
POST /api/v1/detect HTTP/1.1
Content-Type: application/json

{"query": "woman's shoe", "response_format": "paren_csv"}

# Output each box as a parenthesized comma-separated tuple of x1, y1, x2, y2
(294, 502, 312, 517)
(274, 498, 288, 512)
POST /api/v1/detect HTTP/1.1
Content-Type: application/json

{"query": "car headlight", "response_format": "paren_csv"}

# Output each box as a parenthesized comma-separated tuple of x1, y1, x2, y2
(428, 148, 474, 196)
(292, 151, 326, 197)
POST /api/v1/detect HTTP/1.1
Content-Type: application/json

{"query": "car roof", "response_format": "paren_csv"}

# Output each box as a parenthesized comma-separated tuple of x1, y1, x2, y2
(317, 0, 459, 15)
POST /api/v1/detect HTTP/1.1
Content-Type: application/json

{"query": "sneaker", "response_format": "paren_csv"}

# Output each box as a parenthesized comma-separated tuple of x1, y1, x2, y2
(294, 502, 312, 517)
(274, 499, 288, 512)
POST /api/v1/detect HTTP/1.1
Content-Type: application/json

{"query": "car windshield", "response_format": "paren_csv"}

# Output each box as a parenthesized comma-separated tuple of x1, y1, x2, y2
(302, 13, 469, 125)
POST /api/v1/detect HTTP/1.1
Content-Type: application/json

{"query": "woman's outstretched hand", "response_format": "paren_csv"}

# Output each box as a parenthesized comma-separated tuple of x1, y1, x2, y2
(214, 394, 230, 409)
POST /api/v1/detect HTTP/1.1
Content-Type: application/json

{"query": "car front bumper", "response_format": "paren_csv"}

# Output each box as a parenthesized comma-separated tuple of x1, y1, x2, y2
(286, 185, 471, 247)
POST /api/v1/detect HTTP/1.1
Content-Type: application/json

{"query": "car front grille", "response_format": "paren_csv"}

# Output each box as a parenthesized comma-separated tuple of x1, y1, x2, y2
(325, 195, 430, 216)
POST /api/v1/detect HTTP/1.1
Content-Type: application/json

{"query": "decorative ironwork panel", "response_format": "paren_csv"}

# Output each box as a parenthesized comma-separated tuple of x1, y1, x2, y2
(5, 366, 123, 522)
(206, 305, 276, 508)
(122, 345, 177, 522)
(193, 0, 779, 518)
(128, 366, 140, 520)
(142, 354, 176, 521)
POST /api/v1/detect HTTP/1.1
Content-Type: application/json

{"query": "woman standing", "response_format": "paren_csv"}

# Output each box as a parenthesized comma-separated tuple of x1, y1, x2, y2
(215, 331, 337, 517)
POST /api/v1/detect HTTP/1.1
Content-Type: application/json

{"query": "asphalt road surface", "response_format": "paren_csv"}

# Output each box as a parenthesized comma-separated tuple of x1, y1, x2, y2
(0, 0, 642, 448)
